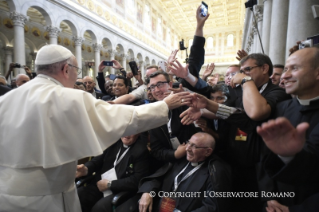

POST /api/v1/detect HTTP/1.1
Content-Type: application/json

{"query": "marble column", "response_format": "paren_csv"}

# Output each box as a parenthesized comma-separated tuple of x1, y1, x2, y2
(93, 43, 102, 78)
(72, 36, 83, 77)
(45, 26, 60, 45)
(215, 33, 219, 56)
(4, 47, 13, 82)
(268, 0, 289, 65)
(10, 11, 27, 74)
(108, 49, 116, 74)
(122, 54, 127, 70)
(286, 0, 319, 58)
(139, 61, 145, 79)
(252, 25, 258, 53)
(254, 5, 264, 53)
(262, 0, 272, 55)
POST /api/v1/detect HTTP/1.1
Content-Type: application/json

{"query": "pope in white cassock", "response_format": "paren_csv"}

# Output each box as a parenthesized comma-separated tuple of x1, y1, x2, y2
(0, 45, 192, 212)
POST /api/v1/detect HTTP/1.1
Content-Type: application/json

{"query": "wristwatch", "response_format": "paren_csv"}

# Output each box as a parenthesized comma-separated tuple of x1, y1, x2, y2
(241, 76, 253, 85)
(107, 181, 112, 189)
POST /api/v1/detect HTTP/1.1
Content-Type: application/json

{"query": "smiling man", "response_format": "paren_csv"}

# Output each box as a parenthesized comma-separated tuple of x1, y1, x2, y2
(138, 132, 231, 212)
(257, 47, 319, 212)
(147, 71, 199, 168)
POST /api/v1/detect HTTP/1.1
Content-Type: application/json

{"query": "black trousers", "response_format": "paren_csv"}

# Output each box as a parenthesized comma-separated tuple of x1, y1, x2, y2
(77, 184, 140, 212)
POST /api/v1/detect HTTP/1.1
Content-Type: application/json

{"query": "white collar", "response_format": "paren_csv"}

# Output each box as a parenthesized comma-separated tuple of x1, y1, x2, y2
(297, 95, 319, 106)
(191, 162, 198, 167)
(36, 74, 64, 87)
(123, 144, 129, 148)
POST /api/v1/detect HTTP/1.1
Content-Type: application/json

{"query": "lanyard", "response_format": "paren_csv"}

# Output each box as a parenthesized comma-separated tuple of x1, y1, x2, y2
(259, 82, 268, 94)
(113, 147, 130, 167)
(214, 119, 218, 131)
(174, 162, 204, 191)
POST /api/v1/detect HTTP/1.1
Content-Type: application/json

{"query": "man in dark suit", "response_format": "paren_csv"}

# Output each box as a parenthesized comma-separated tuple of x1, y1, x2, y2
(76, 133, 150, 212)
(148, 71, 200, 169)
(138, 132, 231, 212)
(83, 76, 105, 99)
(257, 47, 319, 212)
(0, 84, 11, 96)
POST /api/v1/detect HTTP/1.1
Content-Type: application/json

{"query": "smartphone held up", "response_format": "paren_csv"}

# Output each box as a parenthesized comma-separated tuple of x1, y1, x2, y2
(201, 1, 208, 17)
(103, 61, 113, 66)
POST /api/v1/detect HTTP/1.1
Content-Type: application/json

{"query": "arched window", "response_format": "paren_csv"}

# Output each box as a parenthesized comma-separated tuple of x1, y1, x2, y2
(145, 4, 151, 29)
(157, 17, 162, 38)
(227, 34, 234, 47)
(207, 37, 213, 48)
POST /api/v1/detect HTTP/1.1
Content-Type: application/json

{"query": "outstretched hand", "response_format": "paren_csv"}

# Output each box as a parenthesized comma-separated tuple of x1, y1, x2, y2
(256, 117, 309, 157)
(163, 91, 192, 110)
(266, 200, 289, 212)
(168, 83, 184, 93)
(180, 107, 202, 125)
(236, 49, 248, 61)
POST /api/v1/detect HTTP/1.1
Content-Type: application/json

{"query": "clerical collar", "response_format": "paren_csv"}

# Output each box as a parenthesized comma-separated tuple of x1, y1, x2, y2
(36, 74, 63, 86)
(191, 161, 204, 167)
(123, 144, 129, 148)
(297, 95, 319, 106)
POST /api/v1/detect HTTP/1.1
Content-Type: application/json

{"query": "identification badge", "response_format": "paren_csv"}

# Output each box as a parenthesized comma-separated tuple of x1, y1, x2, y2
(235, 128, 247, 141)
(170, 137, 180, 150)
(159, 197, 176, 212)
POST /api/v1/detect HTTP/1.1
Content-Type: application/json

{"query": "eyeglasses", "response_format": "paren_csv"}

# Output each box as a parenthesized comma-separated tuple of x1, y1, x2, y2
(186, 141, 210, 150)
(68, 64, 82, 75)
(240, 65, 261, 74)
(149, 81, 168, 91)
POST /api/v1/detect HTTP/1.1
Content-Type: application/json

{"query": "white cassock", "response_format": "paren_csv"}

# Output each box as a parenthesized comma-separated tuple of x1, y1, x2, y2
(0, 75, 169, 212)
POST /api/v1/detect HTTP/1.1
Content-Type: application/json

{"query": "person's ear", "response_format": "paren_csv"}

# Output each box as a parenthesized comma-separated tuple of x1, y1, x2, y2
(262, 64, 269, 75)
(62, 63, 70, 78)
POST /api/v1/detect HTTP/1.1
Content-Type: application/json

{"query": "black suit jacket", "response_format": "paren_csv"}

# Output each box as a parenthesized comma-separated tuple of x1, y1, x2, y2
(149, 105, 200, 164)
(0, 85, 11, 96)
(263, 98, 319, 207)
(85, 136, 150, 193)
(138, 155, 232, 212)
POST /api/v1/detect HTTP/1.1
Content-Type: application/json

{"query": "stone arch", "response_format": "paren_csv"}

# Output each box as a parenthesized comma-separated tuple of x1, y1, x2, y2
(101, 37, 112, 50)
(151, 59, 156, 65)
(127, 49, 135, 61)
(25, 38, 37, 52)
(81, 29, 97, 43)
(56, 19, 79, 36)
(21, 2, 53, 26)
(145, 56, 150, 66)
(0, 32, 10, 46)
(137, 53, 143, 62)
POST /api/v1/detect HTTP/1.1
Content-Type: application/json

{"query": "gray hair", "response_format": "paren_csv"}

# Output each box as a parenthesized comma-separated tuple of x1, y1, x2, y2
(36, 57, 72, 75)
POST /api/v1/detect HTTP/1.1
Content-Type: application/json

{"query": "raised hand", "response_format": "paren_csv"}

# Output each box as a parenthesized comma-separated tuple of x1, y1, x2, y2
(111, 59, 123, 70)
(169, 60, 189, 79)
(174, 143, 187, 159)
(236, 49, 248, 61)
(202, 63, 215, 79)
(256, 117, 309, 157)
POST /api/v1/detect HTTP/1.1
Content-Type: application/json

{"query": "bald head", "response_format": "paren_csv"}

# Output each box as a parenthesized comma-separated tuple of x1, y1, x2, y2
(0, 76, 6, 85)
(16, 74, 30, 87)
(83, 76, 96, 93)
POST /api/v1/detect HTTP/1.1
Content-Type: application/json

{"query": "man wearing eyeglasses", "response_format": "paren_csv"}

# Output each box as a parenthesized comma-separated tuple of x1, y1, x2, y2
(147, 71, 200, 170)
(181, 53, 291, 212)
(0, 44, 193, 212)
(83, 76, 105, 99)
(138, 132, 231, 212)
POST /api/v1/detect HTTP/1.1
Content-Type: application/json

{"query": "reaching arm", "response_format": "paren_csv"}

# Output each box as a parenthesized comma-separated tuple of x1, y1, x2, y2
(195, 5, 210, 37)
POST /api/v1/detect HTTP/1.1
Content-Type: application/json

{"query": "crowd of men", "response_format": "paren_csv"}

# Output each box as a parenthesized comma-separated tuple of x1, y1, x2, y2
(0, 4, 318, 212)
